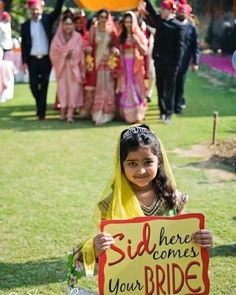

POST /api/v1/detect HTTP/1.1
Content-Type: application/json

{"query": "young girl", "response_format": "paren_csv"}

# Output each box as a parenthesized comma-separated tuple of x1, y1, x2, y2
(67, 124, 213, 289)
(117, 11, 147, 124)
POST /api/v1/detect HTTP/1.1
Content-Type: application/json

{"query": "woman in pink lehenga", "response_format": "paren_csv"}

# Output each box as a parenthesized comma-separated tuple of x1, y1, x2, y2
(81, 9, 118, 125)
(117, 11, 148, 124)
(50, 10, 85, 122)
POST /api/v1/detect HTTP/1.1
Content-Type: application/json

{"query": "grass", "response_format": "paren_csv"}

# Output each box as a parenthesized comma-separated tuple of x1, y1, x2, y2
(0, 70, 236, 295)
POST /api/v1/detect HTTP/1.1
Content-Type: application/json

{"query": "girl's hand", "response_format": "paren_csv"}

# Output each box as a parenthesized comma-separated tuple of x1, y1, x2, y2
(192, 229, 213, 249)
(93, 232, 115, 257)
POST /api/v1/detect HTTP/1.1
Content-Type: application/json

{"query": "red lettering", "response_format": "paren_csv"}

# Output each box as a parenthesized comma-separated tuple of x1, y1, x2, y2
(108, 233, 125, 266)
(144, 266, 155, 295)
(167, 264, 170, 294)
(127, 223, 157, 260)
(172, 263, 184, 293)
(185, 261, 201, 293)
(155, 265, 166, 295)
(143, 261, 202, 294)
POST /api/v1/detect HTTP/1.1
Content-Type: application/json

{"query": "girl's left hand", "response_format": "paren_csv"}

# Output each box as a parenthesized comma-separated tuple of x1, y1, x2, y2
(192, 229, 213, 249)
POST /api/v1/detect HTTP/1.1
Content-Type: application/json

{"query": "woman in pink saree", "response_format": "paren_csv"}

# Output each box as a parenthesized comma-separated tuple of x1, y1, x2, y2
(50, 11, 85, 122)
(117, 11, 148, 124)
(81, 9, 118, 125)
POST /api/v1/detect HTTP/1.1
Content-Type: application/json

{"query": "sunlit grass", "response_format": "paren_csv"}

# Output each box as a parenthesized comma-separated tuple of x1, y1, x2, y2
(0, 71, 236, 294)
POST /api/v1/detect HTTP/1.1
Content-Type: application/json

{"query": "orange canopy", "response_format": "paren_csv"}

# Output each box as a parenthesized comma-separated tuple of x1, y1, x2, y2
(75, 0, 142, 11)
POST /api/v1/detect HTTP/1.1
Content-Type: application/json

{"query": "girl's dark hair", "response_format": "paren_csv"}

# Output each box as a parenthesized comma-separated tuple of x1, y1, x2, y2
(97, 9, 109, 19)
(62, 9, 74, 22)
(119, 12, 132, 44)
(120, 124, 176, 209)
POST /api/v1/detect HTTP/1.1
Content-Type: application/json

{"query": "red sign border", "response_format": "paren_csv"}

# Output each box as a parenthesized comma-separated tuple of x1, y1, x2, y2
(99, 213, 210, 295)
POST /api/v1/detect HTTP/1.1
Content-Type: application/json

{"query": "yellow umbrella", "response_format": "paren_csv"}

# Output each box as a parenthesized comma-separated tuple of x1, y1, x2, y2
(74, 0, 142, 11)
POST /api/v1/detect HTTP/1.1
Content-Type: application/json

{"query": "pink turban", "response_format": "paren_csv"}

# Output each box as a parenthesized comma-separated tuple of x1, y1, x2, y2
(177, 3, 192, 15)
(161, 0, 176, 11)
(179, 0, 187, 4)
(2, 11, 11, 22)
(27, 0, 41, 8)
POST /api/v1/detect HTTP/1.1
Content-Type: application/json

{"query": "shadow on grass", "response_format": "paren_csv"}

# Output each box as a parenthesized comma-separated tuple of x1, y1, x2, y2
(0, 104, 130, 131)
(0, 102, 165, 131)
(0, 258, 67, 290)
(210, 243, 236, 257)
(186, 156, 236, 177)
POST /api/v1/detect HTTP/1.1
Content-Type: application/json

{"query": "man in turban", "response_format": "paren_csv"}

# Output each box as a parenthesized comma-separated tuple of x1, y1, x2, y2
(174, 2, 200, 113)
(21, 0, 64, 120)
(141, 0, 185, 124)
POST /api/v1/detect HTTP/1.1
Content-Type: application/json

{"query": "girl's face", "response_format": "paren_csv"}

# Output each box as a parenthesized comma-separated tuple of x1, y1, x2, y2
(123, 146, 158, 190)
(123, 15, 132, 31)
(62, 18, 74, 35)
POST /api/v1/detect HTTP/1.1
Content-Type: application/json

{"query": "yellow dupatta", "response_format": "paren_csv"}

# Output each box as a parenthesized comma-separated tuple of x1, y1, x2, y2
(81, 125, 177, 276)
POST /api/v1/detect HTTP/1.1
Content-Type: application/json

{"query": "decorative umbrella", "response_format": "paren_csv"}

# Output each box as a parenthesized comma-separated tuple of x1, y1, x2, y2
(74, 0, 142, 11)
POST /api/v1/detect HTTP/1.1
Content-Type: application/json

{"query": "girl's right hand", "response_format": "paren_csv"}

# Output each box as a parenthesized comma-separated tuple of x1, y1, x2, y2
(93, 233, 115, 257)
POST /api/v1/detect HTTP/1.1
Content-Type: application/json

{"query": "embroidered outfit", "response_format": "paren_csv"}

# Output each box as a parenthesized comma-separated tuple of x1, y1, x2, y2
(84, 22, 117, 125)
(117, 11, 147, 124)
(67, 126, 188, 288)
(50, 22, 85, 121)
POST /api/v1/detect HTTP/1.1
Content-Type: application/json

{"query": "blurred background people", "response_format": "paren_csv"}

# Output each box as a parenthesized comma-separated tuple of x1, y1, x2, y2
(0, 47, 16, 103)
(21, 0, 64, 120)
(117, 11, 147, 124)
(73, 10, 88, 45)
(81, 9, 118, 125)
(0, 11, 13, 59)
(50, 10, 85, 122)
(142, 0, 185, 124)
(175, 2, 200, 113)
(143, 23, 156, 103)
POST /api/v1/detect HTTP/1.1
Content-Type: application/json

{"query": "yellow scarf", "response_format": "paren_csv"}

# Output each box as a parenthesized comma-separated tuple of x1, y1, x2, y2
(82, 125, 176, 275)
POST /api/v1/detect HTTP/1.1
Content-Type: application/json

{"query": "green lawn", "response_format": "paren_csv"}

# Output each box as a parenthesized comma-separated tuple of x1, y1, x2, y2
(0, 70, 236, 295)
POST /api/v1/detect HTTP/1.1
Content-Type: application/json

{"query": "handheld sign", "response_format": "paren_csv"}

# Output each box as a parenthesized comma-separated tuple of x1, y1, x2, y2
(74, 0, 141, 11)
(99, 214, 210, 295)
